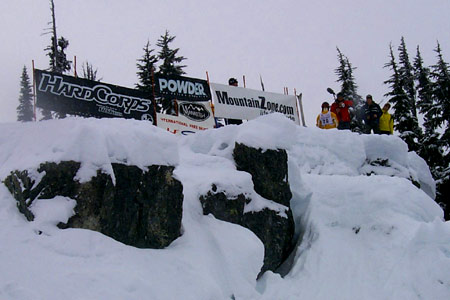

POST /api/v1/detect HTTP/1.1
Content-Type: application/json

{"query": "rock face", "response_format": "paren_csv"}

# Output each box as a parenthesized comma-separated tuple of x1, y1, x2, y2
(3, 161, 183, 249)
(200, 143, 295, 273)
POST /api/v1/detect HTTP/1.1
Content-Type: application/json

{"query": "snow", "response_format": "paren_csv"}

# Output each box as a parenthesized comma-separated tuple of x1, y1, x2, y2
(0, 114, 449, 300)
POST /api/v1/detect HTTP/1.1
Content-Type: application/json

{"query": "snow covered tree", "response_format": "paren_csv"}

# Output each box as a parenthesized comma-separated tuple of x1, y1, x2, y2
(136, 41, 158, 95)
(82, 61, 100, 81)
(384, 44, 417, 150)
(156, 30, 186, 77)
(430, 42, 450, 220)
(17, 66, 34, 122)
(397, 38, 423, 148)
(334, 47, 364, 132)
(414, 46, 443, 170)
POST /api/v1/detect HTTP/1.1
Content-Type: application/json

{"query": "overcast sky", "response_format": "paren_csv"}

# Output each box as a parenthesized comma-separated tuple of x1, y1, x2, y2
(1, 0, 449, 125)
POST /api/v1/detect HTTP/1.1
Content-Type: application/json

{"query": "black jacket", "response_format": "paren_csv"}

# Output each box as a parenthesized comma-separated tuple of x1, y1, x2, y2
(362, 102, 382, 125)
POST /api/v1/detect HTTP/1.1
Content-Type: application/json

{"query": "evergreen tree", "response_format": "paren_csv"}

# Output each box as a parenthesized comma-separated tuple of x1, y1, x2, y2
(17, 66, 34, 122)
(384, 44, 416, 149)
(136, 41, 158, 95)
(155, 31, 186, 113)
(156, 30, 186, 76)
(82, 61, 100, 81)
(397, 37, 423, 148)
(43, 0, 72, 119)
(334, 47, 364, 132)
(414, 46, 443, 170)
(430, 42, 450, 220)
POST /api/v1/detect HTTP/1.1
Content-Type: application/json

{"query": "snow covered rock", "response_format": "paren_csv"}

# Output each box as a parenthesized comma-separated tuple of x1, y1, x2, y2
(4, 161, 183, 249)
(200, 143, 295, 273)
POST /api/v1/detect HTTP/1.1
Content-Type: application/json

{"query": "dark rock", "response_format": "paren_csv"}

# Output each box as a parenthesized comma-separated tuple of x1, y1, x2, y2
(3, 161, 183, 249)
(243, 209, 294, 273)
(199, 143, 295, 273)
(233, 143, 292, 206)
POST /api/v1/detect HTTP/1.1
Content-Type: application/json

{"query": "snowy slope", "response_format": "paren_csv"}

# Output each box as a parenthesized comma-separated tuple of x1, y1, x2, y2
(0, 114, 449, 300)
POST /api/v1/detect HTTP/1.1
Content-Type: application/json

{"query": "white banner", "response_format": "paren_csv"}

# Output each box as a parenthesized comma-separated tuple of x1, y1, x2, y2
(156, 100, 216, 135)
(210, 83, 300, 125)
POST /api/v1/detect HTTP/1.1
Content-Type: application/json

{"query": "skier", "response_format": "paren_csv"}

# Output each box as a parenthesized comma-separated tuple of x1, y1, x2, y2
(330, 92, 353, 130)
(316, 102, 338, 129)
(379, 103, 394, 135)
(362, 94, 382, 134)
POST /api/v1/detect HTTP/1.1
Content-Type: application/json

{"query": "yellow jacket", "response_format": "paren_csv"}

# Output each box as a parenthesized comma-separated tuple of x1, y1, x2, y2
(379, 111, 394, 134)
(316, 110, 338, 129)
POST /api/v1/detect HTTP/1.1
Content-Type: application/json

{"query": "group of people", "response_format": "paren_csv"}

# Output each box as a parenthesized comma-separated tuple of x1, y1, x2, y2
(316, 93, 393, 135)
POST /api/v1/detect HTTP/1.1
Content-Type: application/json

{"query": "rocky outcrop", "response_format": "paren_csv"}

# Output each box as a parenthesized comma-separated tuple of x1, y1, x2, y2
(3, 161, 183, 249)
(200, 143, 295, 273)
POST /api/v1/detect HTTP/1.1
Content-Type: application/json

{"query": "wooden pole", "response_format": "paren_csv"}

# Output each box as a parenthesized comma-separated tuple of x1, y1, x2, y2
(151, 68, 158, 126)
(74, 55, 77, 77)
(32, 60, 37, 122)
(298, 92, 306, 127)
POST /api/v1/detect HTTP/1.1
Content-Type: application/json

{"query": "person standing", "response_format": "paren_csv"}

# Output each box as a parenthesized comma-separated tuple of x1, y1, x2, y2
(316, 102, 338, 129)
(331, 92, 353, 130)
(225, 77, 243, 125)
(379, 103, 394, 135)
(362, 94, 382, 134)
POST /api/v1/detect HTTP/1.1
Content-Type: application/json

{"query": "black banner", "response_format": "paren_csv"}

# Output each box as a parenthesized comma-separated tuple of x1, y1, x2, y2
(34, 69, 156, 123)
(154, 74, 211, 101)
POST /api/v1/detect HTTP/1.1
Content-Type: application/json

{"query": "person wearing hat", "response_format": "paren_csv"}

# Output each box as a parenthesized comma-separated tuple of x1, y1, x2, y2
(317, 101, 339, 129)
(362, 94, 382, 134)
(330, 92, 354, 130)
(225, 77, 242, 125)
(228, 77, 238, 86)
(379, 103, 394, 135)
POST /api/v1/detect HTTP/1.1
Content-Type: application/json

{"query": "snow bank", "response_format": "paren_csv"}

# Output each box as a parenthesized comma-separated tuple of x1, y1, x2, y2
(0, 114, 448, 300)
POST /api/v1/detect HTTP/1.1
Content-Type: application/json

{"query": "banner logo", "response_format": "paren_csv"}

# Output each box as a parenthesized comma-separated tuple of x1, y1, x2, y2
(179, 102, 210, 121)
(38, 73, 151, 114)
(158, 78, 206, 97)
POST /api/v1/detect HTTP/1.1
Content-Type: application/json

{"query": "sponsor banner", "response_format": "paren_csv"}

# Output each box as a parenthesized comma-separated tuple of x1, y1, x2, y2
(156, 100, 215, 135)
(210, 83, 300, 124)
(154, 74, 211, 101)
(34, 69, 155, 123)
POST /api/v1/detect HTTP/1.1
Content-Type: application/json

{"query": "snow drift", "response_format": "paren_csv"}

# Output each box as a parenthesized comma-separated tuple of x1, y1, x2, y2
(0, 114, 449, 300)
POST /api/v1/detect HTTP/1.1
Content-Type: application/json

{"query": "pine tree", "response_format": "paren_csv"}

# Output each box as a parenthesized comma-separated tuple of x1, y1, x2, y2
(156, 30, 186, 76)
(430, 42, 450, 220)
(397, 37, 423, 149)
(334, 47, 364, 132)
(155, 30, 186, 113)
(384, 44, 415, 149)
(414, 46, 443, 170)
(82, 61, 100, 81)
(136, 41, 158, 95)
(17, 66, 34, 122)
(43, 0, 72, 119)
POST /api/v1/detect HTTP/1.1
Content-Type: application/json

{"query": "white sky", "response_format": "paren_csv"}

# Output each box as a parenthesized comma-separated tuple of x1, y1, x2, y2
(1, 0, 449, 126)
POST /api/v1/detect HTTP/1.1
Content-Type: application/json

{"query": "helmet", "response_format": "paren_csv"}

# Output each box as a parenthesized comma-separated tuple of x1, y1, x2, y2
(228, 78, 238, 86)
(336, 92, 344, 98)
(366, 94, 373, 99)
(321, 101, 330, 108)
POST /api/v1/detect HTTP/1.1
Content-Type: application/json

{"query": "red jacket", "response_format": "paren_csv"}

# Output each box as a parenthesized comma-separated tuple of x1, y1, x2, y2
(331, 99, 353, 122)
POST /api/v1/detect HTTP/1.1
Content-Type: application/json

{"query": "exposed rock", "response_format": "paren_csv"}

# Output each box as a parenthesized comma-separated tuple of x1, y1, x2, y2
(3, 161, 183, 249)
(199, 143, 295, 273)
(233, 143, 292, 207)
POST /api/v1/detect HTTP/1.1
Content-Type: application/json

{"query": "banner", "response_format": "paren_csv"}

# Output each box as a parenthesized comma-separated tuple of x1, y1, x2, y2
(154, 74, 211, 101)
(156, 100, 216, 135)
(154, 75, 216, 134)
(34, 69, 155, 123)
(210, 83, 300, 125)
